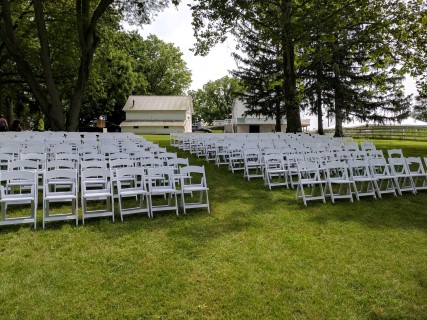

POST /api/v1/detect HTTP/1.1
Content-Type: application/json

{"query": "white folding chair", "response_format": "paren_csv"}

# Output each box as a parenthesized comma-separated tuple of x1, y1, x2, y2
(166, 157, 189, 185)
(263, 154, 288, 189)
(80, 168, 114, 224)
(243, 148, 263, 180)
(388, 157, 415, 195)
(369, 158, 397, 197)
(405, 157, 427, 192)
(147, 167, 179, 218)
(287, 153, 305, 189)
(325, 161, 356, 203)
(215, 142, 229, 167)
(180, 166, 210, 214)
(43, 169, 78, 228)
(116, 167, 149, 221)
(295, 161, 326, 206)
(228, 144, 244, 173)
(0, 170, 38, 229)
(348, 159, 378, 199)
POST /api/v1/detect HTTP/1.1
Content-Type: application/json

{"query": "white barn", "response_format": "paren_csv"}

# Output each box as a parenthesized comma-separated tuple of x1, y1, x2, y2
(225, 98, 310, 133)
(120, 95, 193, 134)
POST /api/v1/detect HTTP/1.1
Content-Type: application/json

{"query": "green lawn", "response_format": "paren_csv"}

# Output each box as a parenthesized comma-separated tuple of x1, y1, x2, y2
(0, 137, 426, 319)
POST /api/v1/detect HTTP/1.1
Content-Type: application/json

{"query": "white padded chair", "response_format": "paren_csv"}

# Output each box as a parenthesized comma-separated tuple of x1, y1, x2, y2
(116, 167, 149, 221)
(43, 169, 78, 228)
(369, 158, 397, 197)
(295, 161, 326, 206)
(0, 170, 38, 229)
(325, 161, 356, 203)
(243, 148, 263, 180)
(263, 154, 288, 189)
(388, 157, 415, 195)
(80, 168, 114, 224)
(147, 167, 179, 218)
(405, 157, 427, 192)
(348, 159, 378, 199)
(180, 165, 210, 214)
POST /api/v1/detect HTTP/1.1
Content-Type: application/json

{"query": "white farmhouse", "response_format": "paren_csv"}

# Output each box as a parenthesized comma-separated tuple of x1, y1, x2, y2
(225, 98, 310, 133)
(120, 95, 193, 134)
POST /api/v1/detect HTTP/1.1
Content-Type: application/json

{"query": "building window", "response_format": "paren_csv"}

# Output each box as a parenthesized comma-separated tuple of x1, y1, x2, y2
(164, 126, 169, 129)
(133, 126, 139, 129)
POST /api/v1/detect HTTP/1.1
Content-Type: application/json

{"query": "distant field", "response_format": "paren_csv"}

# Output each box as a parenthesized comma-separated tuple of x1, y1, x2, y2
(0, 137, 426, 319)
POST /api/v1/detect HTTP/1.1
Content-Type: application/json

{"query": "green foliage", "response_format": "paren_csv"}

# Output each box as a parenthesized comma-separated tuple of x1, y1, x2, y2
(190, 0, 422, 136)
(0, 0, 183, 130)
(189, 76, 243, 124)
(81, 31, 192, 126)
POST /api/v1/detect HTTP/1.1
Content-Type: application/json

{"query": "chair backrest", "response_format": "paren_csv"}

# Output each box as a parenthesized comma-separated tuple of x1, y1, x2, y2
(180, 165, 207, 187)
(0, 170, 37, 197)
(147, 167, 176, 190)
(264, 154, 284, 168)
(297, 161, 322, 181)
(369, 158, 392, 176)
(360, 141, 376, 152)
(344, 141, 359, 152)
(46, 159, 78, 171)
(8, 159, 40, 171)
(140, 158, 164, 168)
(367, 149, 385, 160)
(388, 157, 410, 175)
(44, 169, 77, 193)
(405, 157, 426, 175)
(80, 159, 107, 171)
(108, 152, 131, 161)
(115, 167, 146, 191)
(387, 149, 404, 158)
(348, 159, 371, 178)
(109, 158, 134, 169)
(80, 168, 111, 186)
(326, 160, 350, 180)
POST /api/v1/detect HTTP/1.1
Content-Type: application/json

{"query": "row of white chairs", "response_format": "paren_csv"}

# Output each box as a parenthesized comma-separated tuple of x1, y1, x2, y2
(295, 156, 427, 206)
(0, 165, 210, 229)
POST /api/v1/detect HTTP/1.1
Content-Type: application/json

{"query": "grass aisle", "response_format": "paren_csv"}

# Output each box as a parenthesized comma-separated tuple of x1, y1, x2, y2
(0, 136, 426, 319)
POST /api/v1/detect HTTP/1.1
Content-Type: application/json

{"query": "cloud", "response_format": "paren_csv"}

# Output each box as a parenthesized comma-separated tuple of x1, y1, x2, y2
(136, 1, 237, 90)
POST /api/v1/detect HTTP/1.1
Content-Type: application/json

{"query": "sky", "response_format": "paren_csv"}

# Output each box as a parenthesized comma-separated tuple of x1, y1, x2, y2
(131, 1, 237, 91)
(132, 1, 418, 129)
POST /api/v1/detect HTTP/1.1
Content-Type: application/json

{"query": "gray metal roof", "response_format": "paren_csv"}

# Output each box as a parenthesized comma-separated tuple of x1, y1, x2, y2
(123, 95, 193, 112)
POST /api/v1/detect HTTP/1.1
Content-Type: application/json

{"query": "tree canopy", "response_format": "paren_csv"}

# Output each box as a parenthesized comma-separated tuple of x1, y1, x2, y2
(190, 0, 424, 135)
(189, 76, 243, 125)
(0, 0, 180, 131)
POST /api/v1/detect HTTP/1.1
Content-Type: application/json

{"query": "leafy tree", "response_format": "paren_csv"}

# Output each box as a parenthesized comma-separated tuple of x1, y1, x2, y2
(231, 22, 285, 132)
(189, 76, 242, 125)
(190, 0, 303, 132)
(81, 31, 191, 126)
(297, 0, 413, 136)
(0, 0, 179, 131)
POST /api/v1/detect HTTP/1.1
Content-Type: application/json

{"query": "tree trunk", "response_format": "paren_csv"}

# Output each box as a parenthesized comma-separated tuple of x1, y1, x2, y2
(316, 84, 324, 135)
(33, 0, 65, 131)
(67, 0, 112, 131)
(0, 0, 53, 124)
(275, 86, 282, 132)
(67, 44, 97, 131)
(334, 104, 344, 137)
(282, 0, 301, 133)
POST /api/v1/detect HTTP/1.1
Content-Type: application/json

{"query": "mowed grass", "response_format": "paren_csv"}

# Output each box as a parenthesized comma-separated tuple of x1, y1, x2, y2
(0, 136, 426, 319)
